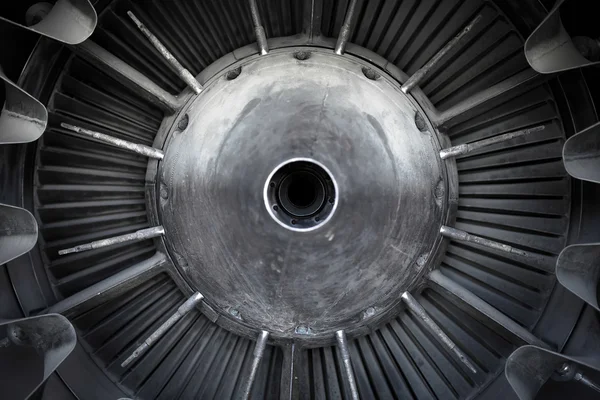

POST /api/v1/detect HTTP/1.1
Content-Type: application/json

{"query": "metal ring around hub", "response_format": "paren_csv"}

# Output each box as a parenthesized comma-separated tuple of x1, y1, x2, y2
(264, 157, 339, 232)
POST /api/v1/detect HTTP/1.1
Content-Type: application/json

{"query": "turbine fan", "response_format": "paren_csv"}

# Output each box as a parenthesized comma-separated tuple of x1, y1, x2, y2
(1, 0, 600, 399)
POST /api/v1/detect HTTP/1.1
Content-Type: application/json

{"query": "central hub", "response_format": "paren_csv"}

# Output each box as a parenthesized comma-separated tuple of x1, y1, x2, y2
(159, 49, 449, 340)
(265, 158, 337, 231)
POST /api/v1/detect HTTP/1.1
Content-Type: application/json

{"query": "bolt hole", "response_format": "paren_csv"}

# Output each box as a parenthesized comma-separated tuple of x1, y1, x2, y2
(265, 159, 336, 231)
(294, 51, 311, 61)
(415, 112, 427, 132)
(226, 66, 242, 80)
(177, 114, 189, 131)
(328, 197, 335, 204)
(362, 67, 380, 80)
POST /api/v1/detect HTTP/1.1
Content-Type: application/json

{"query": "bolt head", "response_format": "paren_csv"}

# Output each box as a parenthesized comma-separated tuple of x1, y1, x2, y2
(160, 186, 169, 200)
(364, 307, 376, 318)
(435, 181, 445, 199)
(295, 326, 309, 334)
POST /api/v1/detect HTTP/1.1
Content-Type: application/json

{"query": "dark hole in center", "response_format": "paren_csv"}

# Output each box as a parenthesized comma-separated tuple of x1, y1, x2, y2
(287, 172, 317, 208)
(270, 160, 333, 221)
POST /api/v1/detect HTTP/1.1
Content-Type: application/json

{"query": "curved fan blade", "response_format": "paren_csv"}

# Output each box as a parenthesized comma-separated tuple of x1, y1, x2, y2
(0, 0, 96, 45)
(524, 0, 600, 74)
(556, 243, 600, 311)
(0, 314, 76, 399)
(563, 121, 600, 184)
(0, 203, 38, 265)
(506, 345, 600, 400)
(0, 68, 47, 144)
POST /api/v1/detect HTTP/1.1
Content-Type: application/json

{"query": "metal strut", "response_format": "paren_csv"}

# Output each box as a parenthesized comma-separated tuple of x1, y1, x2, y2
(434, 69, 539, 127)
(429, 270, 547, 347)
(334, 0, 359, 55)
(74, 41, 181, 112)
(58, 226, 165, 255)
(249, 0, 269, 55)
(127, 11, 202, 94)
(402, 14, 482, 94)
(439, 126, 545, 159)
(46, 252, 167, 317)
(440, 225, 528, 257)
(61, 123, 165, 159)
(121, 292, 204, 368)
(241, 330, 270, 399)
(336, 330, 360, 400)
(401, 292, 477, 373)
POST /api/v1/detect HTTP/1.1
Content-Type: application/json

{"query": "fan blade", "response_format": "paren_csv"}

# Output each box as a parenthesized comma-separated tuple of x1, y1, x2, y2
(506, 345, 600, 400)
(0, 0, 96, 45)
(556, 243, 600, 311)
(0, 69, 47, 144)
(0, 314, 76, 399)
(524, 0, 600, 73)
(563, 121, 600, 184)
(0, 203, 38, 265)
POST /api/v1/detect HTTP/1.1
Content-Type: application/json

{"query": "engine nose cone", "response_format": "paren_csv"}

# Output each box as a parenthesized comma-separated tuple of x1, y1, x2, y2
(159, 49, 451, 340)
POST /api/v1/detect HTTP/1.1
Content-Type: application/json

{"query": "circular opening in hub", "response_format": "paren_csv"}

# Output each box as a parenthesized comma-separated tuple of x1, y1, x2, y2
(264, 158, 337, 231)
(278, 171, 325, 217)
(287, 173, 317, 207)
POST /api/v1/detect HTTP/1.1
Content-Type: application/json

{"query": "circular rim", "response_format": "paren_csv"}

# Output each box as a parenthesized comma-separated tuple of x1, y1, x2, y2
(264, 157, 339, 232)
(154, 45, 455, 344)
